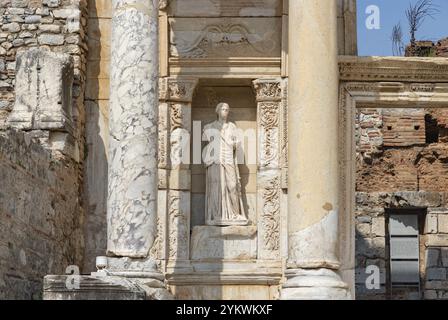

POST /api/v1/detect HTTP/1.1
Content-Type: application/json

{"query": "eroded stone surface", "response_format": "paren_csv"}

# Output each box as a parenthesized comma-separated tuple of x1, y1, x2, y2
(191, 226, 257, 260)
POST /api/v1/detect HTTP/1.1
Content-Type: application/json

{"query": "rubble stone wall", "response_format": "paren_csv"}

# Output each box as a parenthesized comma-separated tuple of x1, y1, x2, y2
(0, 130, 83, 299)
(0, 0, 88, 299)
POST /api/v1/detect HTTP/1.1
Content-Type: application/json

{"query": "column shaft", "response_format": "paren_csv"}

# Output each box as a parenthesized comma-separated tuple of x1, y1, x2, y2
(107, 0, 159, 258)
(283, 0, 350, 299)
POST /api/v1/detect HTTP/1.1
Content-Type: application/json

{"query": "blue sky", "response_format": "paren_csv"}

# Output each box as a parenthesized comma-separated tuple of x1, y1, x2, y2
(357, 0, 448, 56)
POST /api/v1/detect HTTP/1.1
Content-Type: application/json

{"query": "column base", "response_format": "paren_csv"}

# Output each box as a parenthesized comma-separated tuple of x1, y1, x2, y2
(281, 268, 352, 300)
(43, 257, 174, 300)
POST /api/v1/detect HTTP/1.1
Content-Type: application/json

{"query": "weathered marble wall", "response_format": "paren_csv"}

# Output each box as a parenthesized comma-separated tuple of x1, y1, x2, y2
(83, 0, 358, 273)
(0, 130, 83, 299)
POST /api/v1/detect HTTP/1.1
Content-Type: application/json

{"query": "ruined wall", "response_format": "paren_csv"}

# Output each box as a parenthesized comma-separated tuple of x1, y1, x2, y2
(0, 0, 88, 147)
(405, 38, 448, 57)
(0, 0, 88, 298)
(355, 108, 448, 300)
(0, 130, 83, 299)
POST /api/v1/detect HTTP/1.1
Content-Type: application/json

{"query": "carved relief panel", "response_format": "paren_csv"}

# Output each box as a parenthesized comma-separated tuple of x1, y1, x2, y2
(159, 77, 198, 263)
(169, 18, 282, 59)
(253, 78, 284, 260)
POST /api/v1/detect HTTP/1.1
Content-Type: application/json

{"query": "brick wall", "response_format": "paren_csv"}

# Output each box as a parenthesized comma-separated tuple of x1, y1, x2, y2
(356, 108, 448, 300)
(405, 38, 448, 57)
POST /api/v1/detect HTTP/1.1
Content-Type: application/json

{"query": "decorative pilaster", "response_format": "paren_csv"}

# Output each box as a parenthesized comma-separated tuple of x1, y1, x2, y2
(282, 0, 350, 299)
(159, 77, 198, 265)
(253, 78, 283, 260)
(107, 0, 160, 258)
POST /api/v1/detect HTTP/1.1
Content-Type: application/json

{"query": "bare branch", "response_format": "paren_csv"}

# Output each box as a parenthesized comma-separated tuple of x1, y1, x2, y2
(391, 23, 404, 56)
(406, 0, 440, 45)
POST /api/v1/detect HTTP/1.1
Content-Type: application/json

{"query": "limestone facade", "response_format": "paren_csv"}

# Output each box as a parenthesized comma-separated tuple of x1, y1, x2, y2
(1, 0, 448, 301)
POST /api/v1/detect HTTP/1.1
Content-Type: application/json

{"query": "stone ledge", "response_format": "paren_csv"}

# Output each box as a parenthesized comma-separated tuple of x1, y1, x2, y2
(43, 275, 146, 300)
(43, 274, 174, 300)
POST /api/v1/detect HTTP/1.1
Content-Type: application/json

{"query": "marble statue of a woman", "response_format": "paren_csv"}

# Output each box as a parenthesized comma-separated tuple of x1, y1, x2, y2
(202, 103, 248, 226)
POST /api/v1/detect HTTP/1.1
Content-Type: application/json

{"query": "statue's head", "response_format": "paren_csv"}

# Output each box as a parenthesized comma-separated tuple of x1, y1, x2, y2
(216, 102, 230, 122)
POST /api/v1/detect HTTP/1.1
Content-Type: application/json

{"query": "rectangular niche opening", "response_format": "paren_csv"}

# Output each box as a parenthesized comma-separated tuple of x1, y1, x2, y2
(190, 79, 258, 229)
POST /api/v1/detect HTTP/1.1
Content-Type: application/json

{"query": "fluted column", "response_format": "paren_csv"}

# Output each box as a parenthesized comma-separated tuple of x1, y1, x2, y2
(282, 0, 350, 299)
(107, 0, 159, 258)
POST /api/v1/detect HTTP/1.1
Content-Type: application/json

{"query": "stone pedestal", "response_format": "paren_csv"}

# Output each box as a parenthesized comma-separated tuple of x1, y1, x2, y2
(43, 275, 147, 300)
(282, 0, 350, 299)
(190, 226, 257, 260)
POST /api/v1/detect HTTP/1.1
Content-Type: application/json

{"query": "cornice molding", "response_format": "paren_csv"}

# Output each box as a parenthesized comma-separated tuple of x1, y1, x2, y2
(339, 56, 448, 83)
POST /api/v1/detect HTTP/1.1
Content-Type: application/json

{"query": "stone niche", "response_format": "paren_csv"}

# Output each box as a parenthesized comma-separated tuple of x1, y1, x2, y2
(160, 77, 286, 300)
(157, 0, 287, 300)
(191, 80, 258, 229)
(190, 80, 258, 261)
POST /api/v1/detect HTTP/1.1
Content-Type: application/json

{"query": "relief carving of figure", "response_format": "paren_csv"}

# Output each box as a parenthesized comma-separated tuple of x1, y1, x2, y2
(202, 103, 248, 226)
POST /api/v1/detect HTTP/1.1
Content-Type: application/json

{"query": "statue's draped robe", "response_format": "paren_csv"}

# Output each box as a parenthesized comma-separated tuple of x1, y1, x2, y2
(203, 120, 247, 225)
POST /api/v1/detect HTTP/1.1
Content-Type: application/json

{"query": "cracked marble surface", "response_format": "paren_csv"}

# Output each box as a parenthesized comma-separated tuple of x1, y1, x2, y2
(107, 0, 159, 258)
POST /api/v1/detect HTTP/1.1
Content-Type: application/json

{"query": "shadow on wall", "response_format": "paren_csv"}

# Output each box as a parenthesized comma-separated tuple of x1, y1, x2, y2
(82, 2, 109, 273)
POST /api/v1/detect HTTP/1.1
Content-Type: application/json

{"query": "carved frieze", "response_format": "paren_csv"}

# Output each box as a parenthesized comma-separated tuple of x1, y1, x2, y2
(280, 79, 288, 189)
(410, 83, 436, 92)
(170, 103, 184, 131)
(168, 0, 282, 17)
(253, 79, 282, 102)
(254, 78, 283, 260)
(158, 103, 169, 169)
(261, 176, 280, 252)
(168, 191, 189, 260)
(159, 77, 198, 102)
(254, 79, 282, 168)
(259, 102, 280, 168)
(170, 18, 282, 59)
(339, 57, 448, 82)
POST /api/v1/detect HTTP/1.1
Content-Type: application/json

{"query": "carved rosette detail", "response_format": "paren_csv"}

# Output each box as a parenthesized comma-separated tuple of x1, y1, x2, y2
(261, 177, 280, 251)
